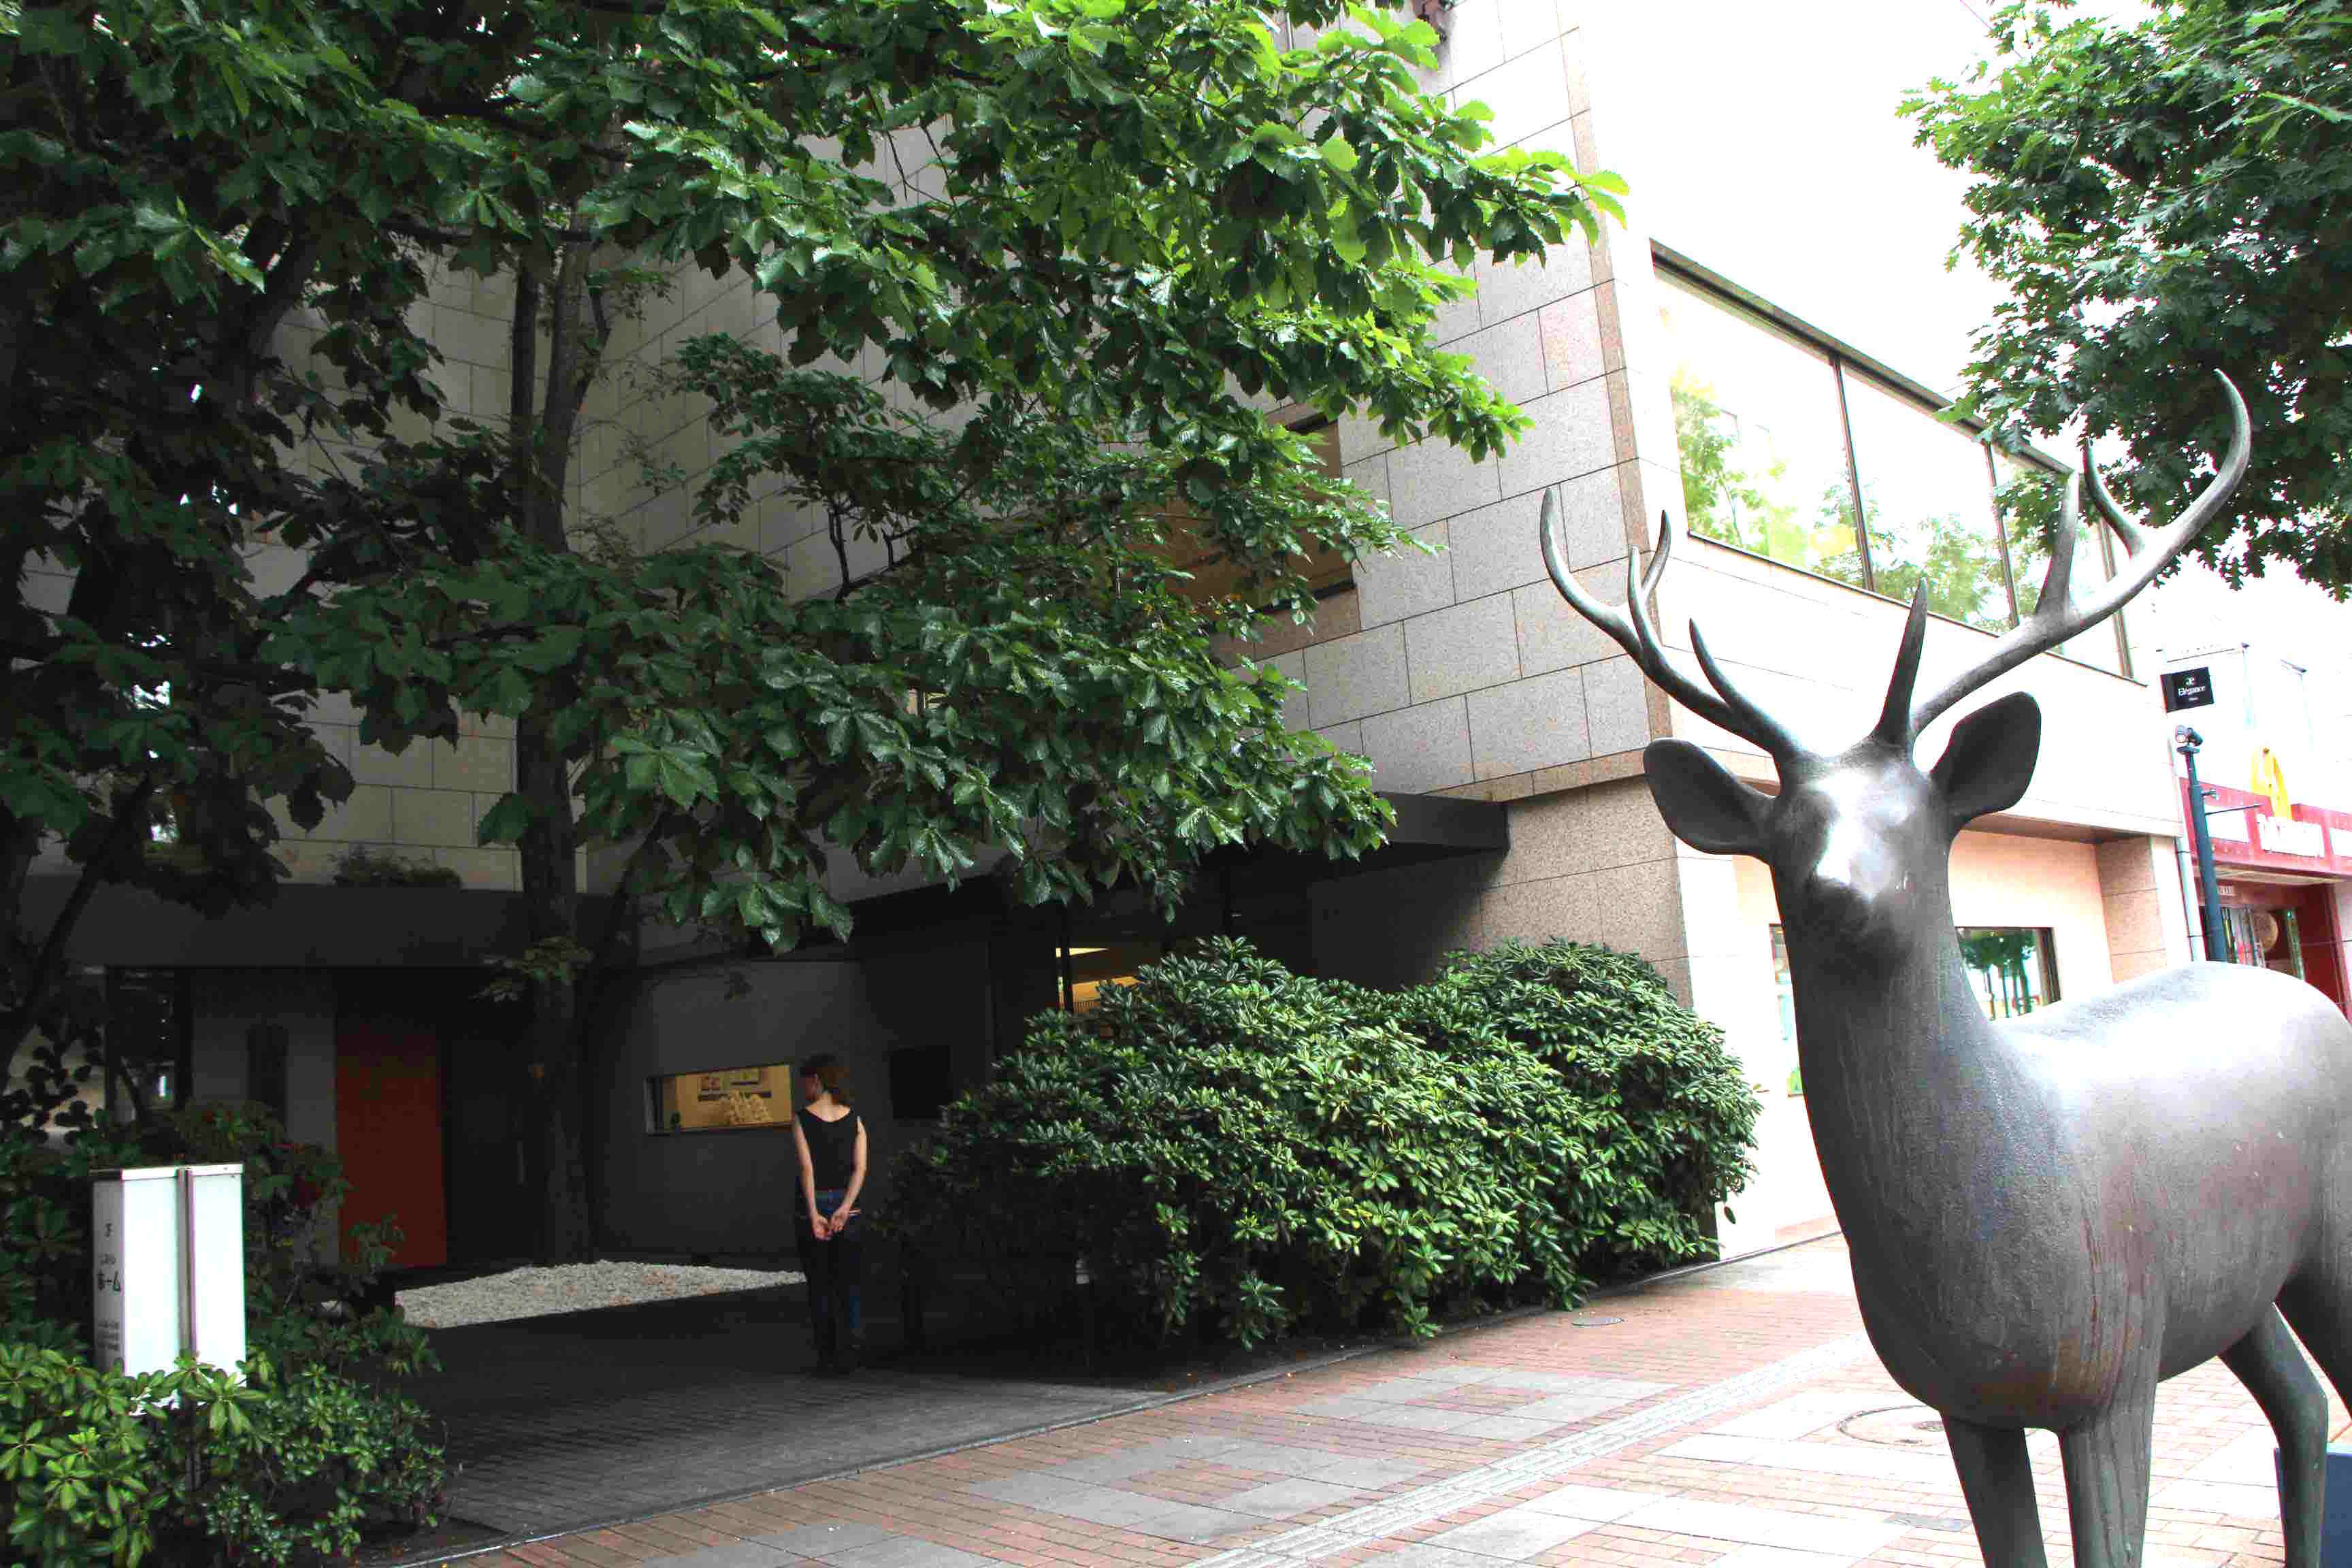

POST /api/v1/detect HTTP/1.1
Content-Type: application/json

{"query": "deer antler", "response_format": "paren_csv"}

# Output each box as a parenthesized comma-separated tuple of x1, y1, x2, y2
(1893, 371, 2252, 742)
(1539, 494, 1801, 760)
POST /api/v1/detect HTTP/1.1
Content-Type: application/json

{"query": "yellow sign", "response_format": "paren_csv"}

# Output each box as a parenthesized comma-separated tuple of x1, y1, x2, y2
(656, 1062, 792, 1132)
(2251, 746, 2292, 818)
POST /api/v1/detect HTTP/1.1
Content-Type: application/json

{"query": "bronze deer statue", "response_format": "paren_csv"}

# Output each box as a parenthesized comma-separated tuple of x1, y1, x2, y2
(1540, 374, 2352, 1568)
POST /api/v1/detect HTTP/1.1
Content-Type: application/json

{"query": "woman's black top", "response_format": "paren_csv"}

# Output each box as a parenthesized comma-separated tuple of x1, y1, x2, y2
(797, 1107, 860, 1192)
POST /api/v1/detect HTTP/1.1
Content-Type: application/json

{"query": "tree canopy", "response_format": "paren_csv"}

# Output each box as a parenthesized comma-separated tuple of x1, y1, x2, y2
(3, 0, 1620, 1252)
(1905, 0, 2352, 593)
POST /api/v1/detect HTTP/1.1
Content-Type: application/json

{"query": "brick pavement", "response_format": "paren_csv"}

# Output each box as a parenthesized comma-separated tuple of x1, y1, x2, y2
(425, 1238, 2337, 1568)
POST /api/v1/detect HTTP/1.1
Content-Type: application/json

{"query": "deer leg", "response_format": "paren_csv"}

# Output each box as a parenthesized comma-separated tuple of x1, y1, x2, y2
(2056, 1383, 2158, 1568)
(1944, 1418, 2048, 1567)
(2243, 1301, 2333, 1568)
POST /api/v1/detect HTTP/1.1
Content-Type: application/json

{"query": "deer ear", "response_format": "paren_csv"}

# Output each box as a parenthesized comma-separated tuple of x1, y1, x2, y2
(1929, 691, 2042, 828)
(1644, 739, 1770, 856)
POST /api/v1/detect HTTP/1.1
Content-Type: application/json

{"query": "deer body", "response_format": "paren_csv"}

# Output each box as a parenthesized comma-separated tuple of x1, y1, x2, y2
(1538, 376, 2352, 1566)
(1791, 926, 2352, 1432)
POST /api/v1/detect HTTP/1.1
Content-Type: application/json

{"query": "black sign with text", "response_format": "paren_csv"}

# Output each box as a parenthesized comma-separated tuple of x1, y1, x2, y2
(2163, 667, 2215, 711)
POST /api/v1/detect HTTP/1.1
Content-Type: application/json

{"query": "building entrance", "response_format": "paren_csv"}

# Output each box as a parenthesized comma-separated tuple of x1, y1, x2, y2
(2217, 878, 2348, 1014)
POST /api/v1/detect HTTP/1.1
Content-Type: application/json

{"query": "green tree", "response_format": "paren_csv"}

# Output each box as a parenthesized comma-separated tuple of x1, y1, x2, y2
(4, 1, 1621, 1258)
(1906, 0, 2352, 592)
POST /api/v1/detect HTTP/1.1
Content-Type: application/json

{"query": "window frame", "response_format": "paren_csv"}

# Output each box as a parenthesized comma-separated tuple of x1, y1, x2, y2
(1654, 248, 2132, 679)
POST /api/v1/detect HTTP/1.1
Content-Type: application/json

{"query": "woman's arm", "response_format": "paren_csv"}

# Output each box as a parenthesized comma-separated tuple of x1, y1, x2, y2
(793, 1119, 829, 1240)
(836, 1117, 868, 1222)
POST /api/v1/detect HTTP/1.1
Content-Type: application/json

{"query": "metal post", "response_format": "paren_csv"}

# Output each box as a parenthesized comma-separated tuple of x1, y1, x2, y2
(2175, 840, 2206, 958)
(2177, 728, 2227, 962)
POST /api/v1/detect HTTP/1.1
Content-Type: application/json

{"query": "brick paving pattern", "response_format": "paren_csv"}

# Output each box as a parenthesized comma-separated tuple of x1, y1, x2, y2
(427, 1238, 2336, 1568)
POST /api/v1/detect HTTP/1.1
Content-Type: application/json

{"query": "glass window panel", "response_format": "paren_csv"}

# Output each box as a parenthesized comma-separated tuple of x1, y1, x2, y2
(1840, 376, 2011, 632)
(1957, 926, 2058, 1019)
(1993, 455, 2123, 672)
(648, 1062, 796, 1132)
(1659, 279, 1864, 589)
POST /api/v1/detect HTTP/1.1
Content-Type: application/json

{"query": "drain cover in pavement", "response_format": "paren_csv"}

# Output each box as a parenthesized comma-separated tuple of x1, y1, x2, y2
(1568, 1316, 1624, 1327)
(1838, 1403, 1947, 1448)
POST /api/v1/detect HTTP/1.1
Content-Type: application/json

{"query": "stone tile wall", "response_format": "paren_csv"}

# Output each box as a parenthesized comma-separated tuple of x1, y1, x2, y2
(251, 265, 534, 889)
(1281, 2, 1665, 810)
(2095, 834, 2193, 983)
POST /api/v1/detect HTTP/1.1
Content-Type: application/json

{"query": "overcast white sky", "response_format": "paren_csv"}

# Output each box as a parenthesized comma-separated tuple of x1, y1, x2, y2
(1575, 0, 2350, 788)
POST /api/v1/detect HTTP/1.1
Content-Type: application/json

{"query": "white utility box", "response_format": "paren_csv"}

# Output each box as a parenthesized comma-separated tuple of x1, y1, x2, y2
(91, 1164, 246, 1378)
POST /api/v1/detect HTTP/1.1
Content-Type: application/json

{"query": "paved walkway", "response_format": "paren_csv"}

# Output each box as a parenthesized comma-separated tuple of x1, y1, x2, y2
(413, 1284, 1156, 1538)
(426, 1238, 2331, 1567)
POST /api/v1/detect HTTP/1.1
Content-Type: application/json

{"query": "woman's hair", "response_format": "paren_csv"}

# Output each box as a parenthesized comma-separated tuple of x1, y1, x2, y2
(798, 1052, 851, 1106)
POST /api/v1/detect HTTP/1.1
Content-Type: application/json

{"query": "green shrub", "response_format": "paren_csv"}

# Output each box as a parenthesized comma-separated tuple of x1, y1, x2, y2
(0, 1345, 160, 1567)
(885, 937, 1758, 1349)
(165, 1354, 444, 1567)
(1, 1026, 445, 1564)
(0, 1342, 443, 1568)
(1385, 941, 1760, 1275)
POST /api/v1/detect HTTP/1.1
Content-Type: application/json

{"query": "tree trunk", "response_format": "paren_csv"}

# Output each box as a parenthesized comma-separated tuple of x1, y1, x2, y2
(504, 241, 608, 1263)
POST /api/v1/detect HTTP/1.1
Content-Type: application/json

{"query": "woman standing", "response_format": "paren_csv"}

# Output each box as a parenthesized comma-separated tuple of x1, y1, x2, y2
(791, 1053, 867, 1374)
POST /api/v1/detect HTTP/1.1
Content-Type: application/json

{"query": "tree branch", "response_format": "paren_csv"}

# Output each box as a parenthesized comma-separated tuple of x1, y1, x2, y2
(232, 232, 324, 408)
(509, 264, 542, 532)
(1, 779, 157, 1056)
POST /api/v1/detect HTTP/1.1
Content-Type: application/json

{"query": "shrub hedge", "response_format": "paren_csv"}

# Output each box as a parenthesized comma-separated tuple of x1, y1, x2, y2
(1, 1023, 445, 1565)
(885, 938, 1757, 1348)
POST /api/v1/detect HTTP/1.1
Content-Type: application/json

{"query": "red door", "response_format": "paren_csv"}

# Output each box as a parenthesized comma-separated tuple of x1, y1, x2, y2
(335, 1024, 448, 1269)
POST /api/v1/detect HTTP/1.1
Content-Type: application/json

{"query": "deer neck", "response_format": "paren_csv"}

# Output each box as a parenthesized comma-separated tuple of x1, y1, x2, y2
(1780, 884, 2008, 1209)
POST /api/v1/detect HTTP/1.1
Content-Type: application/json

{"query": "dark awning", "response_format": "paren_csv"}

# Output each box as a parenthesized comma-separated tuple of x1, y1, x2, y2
(20, 875, 610, 969)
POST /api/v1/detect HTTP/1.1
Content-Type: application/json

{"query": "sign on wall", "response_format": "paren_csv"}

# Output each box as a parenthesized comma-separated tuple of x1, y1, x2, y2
(2188, 780, 2352, 879)
(2162, 666, 2215, 711)
(92, 1164, 246, 1379)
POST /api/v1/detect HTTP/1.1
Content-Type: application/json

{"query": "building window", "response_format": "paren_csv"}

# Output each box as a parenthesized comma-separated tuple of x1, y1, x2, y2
(647, 1062, 795, 1133)
(1840, 374, 2011, 634)
(1056, 941, 1162, 1014)
(1773, 924, 2058, 1028)
(1768, 926, 1798, 1055)
(1661, 283, 1865, 589)
(1659, 261, 2129, 672)
(105, 968, 189, 1122)
(1993, 454, 2125, 674)
(1166, 419, 1353, 607)
(888, 1044, 953, 1122)
(1957, 927, 2059, 1019)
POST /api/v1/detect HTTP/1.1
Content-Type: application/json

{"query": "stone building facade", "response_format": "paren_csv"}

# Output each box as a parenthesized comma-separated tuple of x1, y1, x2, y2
(50, 1, 2208, 1264)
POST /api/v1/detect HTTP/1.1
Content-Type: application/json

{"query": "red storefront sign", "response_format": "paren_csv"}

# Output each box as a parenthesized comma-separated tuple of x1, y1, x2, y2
(2185, 779, 2352, 878)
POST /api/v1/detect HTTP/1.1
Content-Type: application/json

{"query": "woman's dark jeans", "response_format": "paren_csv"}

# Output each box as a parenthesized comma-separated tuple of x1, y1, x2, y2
(796, 1188, 862, 1367)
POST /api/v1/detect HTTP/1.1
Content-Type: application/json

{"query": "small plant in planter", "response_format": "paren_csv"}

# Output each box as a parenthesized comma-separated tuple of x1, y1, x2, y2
(329, 845, 463, 887)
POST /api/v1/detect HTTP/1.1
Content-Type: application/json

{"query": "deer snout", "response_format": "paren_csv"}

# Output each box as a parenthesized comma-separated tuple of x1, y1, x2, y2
(1796, 834, 1909, 941)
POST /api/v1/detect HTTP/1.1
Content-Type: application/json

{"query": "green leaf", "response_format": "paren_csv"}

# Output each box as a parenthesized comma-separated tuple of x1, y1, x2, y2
(475, 792, 532, 845)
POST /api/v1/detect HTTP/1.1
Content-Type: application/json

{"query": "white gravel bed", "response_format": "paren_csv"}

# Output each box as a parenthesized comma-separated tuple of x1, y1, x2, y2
(397, 1260, 803, 1330)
